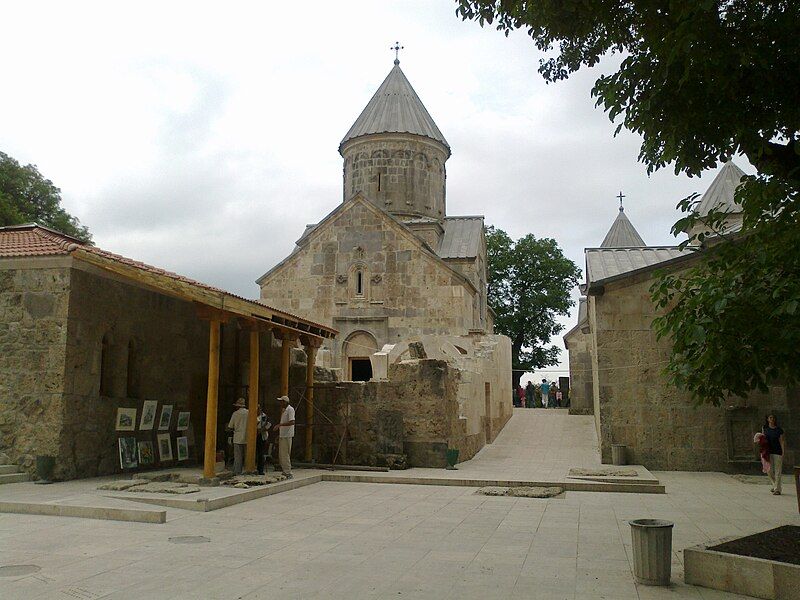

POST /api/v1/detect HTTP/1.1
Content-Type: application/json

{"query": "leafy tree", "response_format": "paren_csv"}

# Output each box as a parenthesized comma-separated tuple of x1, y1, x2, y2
(0, 151, 91, 242)
(457, 1, 800, 404)
(486, 226, 581, 390)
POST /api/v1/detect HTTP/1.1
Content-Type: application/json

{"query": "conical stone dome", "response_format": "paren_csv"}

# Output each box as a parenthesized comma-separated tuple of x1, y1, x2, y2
(600, 207, 646, 248)
(340, 62, 450, 221)
(340, 63, 449, 153)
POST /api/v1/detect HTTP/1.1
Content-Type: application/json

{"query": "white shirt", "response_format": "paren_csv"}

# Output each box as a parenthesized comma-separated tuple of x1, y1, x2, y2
(279, 405, 295, 438)
(227, 408, 249, 444)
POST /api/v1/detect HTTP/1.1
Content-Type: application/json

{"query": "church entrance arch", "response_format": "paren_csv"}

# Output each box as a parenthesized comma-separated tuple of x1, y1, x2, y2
(343, 330, 378, 381)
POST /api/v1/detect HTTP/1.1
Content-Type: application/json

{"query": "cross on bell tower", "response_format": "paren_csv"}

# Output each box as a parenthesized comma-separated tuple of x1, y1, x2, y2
(390, 41, 404, 65)
(617, 191, 625, 212)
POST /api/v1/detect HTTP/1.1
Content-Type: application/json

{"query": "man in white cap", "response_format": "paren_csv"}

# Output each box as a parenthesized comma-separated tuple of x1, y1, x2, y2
(226, 398, 248, 475)
(273, 395, 295, 478)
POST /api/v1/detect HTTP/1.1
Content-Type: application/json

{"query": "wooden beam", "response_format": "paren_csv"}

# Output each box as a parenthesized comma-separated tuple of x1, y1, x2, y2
(304, 343, 317, 462)
(203, 320, 221, 479)
(72, 248, 337, 339)
(244, 329, 259, 473)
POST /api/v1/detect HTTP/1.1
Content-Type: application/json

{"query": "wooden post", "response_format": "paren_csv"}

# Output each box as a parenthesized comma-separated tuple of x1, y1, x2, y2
(244, 328, 259, 473)
(203, 319, 221, 479)
(280, 334, 293, 397)
(304, 342, 318, 462)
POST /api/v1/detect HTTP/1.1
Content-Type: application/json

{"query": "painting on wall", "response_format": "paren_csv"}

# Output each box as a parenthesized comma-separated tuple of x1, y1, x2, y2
(118, 437, 138, 469)
(139, 400, 158, 430)
(138, 440, 155, 466)
(157, 433, 173, 461)
(115, 408, 137, 431)
(158, 405, 173, 430)
(176, 436, 189, 461)
(176, 412, 190, 431)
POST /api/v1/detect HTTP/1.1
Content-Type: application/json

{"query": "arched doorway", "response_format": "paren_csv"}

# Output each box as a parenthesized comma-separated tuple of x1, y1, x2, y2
(343, 331, 378, 381)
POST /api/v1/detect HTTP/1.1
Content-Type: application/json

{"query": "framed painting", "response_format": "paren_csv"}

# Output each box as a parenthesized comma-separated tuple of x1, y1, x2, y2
(115, 408, 137, 432)
(176, 436, 189, 461)
(138, 440, 155, 466)
(157, 433, 173, 461)
(158, 405, 173, 431)
(118, 436, 138, 469)
(176, 411, 190, 431)
(139, 400, 158, 430)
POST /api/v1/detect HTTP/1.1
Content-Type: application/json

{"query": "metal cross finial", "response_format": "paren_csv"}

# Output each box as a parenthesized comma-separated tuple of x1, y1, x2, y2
(617, 191, 625, 211)
(391, 41, 404, 65)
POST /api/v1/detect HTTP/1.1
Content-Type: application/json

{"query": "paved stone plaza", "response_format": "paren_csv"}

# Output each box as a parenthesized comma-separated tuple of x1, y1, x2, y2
(1, 410, 798, 599)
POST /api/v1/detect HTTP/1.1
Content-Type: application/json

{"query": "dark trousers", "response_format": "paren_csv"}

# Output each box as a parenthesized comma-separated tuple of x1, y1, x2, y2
(256, 435, 265, 474)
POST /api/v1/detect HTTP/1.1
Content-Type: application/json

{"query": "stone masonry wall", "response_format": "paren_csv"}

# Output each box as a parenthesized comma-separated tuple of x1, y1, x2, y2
(260, 198, 477, 372)
(312, 359, 461, 468)
(565, 328, 593, 415)
(342, 134, 448, 221)
(0, 260, 70, 472)
(59, 264, 209, 479)
(591, 273, 799, 472)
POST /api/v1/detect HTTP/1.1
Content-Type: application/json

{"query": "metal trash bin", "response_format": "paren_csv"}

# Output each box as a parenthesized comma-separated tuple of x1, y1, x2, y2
(612, 444, 627, 465)
(629, 519, 674, 585)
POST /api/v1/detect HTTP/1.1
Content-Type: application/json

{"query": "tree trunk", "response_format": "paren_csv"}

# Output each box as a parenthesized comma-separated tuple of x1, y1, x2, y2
(511, 336, 524, 392)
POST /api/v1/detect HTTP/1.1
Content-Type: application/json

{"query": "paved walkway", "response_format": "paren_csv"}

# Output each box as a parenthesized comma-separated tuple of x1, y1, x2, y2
(0, 409, 798, 599)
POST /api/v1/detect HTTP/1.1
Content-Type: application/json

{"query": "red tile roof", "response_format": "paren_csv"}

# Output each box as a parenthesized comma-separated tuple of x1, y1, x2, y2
(0, 224, 336, 337)
(0, 224, 83, 257)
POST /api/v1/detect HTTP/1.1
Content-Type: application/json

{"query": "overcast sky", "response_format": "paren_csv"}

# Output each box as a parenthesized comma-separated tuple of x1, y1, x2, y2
(1, 1, 746, 380)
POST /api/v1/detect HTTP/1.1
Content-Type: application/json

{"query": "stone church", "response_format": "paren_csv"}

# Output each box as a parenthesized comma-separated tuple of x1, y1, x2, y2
(258, 59, 492, 381)
(564, 162, 797, 473)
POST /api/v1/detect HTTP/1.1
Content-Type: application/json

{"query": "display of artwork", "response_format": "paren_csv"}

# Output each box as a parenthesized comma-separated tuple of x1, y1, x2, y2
(115, 408, 137, 431)
(176, 436, 189, 461)
(176, 411, 190, 431)
(118, 437, 138, 469)
(158, 405, 173, 430)
(138, 440, 155, 466)
(139, 400, 158, 430)
(157, 433, 173, 461)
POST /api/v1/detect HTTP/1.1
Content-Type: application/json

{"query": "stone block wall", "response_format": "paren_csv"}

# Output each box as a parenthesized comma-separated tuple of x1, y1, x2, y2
(565, 328, 593, 415)
(311, 359, 461, 468)
(0, 260, 71, 471)
(58, 264, 209, 479)
(341, 134, 448, 221)
(259, 198, 478, 373)
(590, 273, 798, 472)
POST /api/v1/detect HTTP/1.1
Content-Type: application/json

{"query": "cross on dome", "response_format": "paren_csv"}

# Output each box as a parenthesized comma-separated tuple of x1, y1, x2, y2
(617, 191, 626, 211)
(391, 41, 404, 65)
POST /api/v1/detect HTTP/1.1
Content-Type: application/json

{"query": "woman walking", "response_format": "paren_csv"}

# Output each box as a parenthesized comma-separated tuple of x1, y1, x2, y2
(763, 414, 786, 495)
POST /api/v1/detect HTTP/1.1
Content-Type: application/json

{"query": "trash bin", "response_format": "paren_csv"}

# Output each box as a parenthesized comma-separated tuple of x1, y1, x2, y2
(612, 444, 627, 465)
(445, 448, 459, 470)
(629, 519, 674, 585)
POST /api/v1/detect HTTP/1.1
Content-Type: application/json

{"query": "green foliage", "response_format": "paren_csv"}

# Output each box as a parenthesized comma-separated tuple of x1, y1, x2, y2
(486, 225, 581, 388)
(457, 0, 800, 403)
(0, 151, 92, 242)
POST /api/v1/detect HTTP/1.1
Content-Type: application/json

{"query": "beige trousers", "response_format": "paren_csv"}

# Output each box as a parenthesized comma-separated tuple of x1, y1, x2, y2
(279, 437, 293, 475)
(768, 454, 783, 492)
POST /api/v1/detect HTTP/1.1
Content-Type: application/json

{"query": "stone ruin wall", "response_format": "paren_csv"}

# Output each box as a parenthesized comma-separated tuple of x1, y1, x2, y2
(0, 259, 71, 472)
(306, 334, 513, 468)
(311, 359, 461, 468)
(590, 272, 799, 472)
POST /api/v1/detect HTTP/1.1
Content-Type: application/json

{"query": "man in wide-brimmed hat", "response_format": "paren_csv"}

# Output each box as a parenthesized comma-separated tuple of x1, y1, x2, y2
(227, 397, 249, 475)
(272, 395, 295, 478)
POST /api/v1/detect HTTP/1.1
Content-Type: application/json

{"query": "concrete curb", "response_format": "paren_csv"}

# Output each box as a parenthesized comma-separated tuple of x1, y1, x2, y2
(0, 500, 166, 524)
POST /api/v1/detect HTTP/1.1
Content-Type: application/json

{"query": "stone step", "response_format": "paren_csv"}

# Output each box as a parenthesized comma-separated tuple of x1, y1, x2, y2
(0, 473, 29, 484)
(0, 465, 20, 475)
